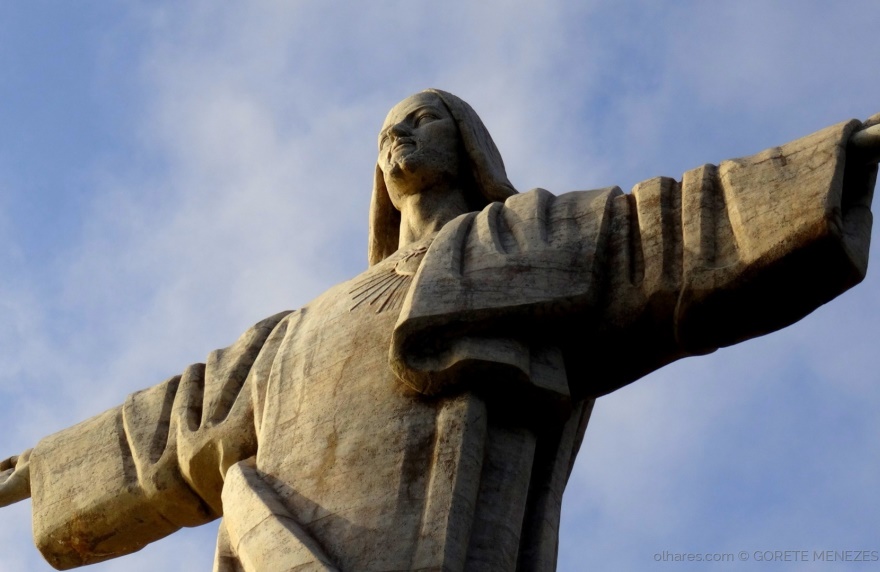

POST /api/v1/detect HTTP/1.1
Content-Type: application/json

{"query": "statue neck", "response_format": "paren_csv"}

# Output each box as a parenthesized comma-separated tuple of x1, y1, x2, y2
(397, 186, 469, 249)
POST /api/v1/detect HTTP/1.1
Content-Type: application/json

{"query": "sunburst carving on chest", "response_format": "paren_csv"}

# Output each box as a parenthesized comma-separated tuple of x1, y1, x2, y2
(349, 246, 427, 313)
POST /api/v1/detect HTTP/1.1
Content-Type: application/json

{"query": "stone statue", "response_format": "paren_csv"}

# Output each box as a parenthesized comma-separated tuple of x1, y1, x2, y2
(1, 89, 879, 572)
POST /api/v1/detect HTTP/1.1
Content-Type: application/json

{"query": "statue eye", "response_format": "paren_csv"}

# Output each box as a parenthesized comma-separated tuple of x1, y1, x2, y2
(414, 112, 438, 127)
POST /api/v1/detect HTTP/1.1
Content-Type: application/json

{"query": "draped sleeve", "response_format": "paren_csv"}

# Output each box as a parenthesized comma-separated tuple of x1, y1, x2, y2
(391, 119, 875, 399)
(28, 311, 293, 570)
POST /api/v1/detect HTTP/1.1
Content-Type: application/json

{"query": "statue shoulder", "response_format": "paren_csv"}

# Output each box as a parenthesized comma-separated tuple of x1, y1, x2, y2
(501, 186, 623, 209)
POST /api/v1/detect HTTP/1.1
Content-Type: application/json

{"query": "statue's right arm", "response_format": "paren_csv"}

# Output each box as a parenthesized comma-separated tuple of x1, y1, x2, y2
(0, 449, 31, 507)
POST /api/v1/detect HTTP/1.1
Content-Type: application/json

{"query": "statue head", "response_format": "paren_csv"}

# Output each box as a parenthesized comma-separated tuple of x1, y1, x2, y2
(369, 89, 517, 265)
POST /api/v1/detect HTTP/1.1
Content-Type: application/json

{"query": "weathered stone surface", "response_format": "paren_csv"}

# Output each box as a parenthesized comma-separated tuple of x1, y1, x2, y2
(1, 90, 878, 571)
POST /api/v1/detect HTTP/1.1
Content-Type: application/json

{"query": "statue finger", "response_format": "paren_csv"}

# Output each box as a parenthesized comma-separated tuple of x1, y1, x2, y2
(0, 456, 16, 473)
(849, 124, 880, 164)
(0, 476, 29, 507)
(851, 124, 880, 148)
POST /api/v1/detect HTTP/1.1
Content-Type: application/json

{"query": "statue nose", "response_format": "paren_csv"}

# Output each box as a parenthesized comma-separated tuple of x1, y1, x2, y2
(389, 122, 411, 137)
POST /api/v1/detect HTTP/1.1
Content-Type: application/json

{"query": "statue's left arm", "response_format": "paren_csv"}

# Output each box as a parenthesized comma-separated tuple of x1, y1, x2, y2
(589, 117, 878, 395)
(676, 117, 878, 352)
(392, 117, 877, 399)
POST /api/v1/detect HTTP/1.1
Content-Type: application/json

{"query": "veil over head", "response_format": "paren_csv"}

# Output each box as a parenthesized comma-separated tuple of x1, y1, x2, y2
(368, 89, 518, 265)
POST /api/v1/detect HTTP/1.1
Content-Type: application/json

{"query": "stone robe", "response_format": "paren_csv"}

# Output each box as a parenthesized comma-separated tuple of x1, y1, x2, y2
(28, 120, 875, 571)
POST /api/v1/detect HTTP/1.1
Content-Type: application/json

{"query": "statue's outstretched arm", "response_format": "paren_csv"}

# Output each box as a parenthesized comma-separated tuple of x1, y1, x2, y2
(20, 310, 292, 569)
(0, 449, 31, 508)
(393, 116, 877, 400)
(655, 116, 876, 362)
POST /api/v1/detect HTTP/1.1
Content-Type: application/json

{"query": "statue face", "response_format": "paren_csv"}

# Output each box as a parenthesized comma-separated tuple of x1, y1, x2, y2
(378, 92, 463, 206)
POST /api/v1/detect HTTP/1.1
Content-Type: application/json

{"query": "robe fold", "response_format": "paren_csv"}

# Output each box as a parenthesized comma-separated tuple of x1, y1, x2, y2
(28, 119, 875, 571)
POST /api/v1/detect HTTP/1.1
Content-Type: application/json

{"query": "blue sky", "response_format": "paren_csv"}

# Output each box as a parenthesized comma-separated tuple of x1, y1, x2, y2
(1, 2, 879, 570)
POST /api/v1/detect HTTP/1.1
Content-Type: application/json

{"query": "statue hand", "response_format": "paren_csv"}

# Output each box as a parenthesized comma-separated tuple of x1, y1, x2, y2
(849, 115, 880, 165)
(0, 449, 32, 507)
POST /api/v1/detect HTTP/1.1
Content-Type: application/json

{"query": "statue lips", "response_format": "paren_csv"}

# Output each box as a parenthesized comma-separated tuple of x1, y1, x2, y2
(391, 137, 416, 159)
